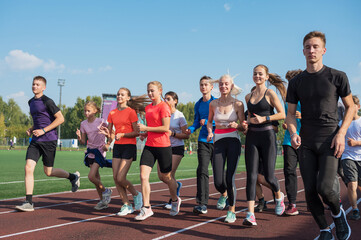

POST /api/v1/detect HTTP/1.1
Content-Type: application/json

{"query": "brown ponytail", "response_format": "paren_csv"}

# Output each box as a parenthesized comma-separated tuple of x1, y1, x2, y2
(254, 64, 287, 100)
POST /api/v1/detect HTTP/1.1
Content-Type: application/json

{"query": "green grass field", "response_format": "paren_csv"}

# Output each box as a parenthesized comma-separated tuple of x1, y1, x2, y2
(0, 149, 284, 200)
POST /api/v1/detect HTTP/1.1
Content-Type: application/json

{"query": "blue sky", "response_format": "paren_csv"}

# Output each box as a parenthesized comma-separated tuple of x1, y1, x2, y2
(1, 0, 360, 114)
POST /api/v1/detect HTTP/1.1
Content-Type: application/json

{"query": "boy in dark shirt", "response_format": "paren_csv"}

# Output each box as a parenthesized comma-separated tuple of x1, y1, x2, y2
(15, 76, 80, 212)
(286, 31, 353, 240)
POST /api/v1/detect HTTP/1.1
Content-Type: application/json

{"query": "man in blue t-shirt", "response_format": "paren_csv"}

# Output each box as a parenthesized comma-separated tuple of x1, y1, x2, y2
(186, 76, 216, 214)
(15, 76, 80, 212)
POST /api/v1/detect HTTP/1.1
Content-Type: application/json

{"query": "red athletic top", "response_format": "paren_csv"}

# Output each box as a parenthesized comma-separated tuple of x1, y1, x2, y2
(107, 107, 138, 145)
(145, 101, 171, 147)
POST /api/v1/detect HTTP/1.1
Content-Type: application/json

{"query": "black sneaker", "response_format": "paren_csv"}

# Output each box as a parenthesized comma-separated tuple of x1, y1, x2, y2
(316, 230, 334, 240)
(193, 205, 207, 214)
(255, 200, 267, 212)
(348, 209, 360, 221)
(332, 207, 351, 240)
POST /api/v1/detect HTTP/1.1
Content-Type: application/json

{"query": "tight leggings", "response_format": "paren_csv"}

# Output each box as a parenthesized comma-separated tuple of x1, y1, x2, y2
(245, 129, 280, 201)
(212, 137, 241, 207)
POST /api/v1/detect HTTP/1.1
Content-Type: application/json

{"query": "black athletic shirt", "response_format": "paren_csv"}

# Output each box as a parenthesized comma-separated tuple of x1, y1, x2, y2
(247, 89, 273, 128)
(286, 66, 351, 142)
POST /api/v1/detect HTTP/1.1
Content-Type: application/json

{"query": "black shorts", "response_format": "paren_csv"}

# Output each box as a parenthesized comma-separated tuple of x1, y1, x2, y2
(172, 145, 184, 156)
(26, 140, 57, 167)
(140, 146, 172, 173)
(113, 144, 137, 161)
(341, 159, 361, 186)
(84, 156, 96, 166)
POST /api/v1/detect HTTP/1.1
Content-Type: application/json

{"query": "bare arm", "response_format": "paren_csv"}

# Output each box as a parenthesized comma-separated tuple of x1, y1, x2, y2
(115, 121, 139, 140)
(171, 125, 190, 139)
(285, 103, 301, 149)
(138, 117, 170, 133)
(206, 101, 215, 142)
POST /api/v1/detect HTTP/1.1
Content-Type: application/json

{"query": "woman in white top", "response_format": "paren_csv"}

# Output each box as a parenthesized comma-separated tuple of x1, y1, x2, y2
(207, 74, 245, 223)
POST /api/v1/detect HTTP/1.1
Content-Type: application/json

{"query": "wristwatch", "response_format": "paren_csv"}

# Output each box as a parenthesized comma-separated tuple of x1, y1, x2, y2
(266, 116, 270, 122)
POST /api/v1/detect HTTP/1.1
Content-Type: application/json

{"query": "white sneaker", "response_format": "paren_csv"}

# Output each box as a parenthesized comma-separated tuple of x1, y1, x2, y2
(170, 197, 181, 216)
(94, 200, 108, 210)
(133, 191, 143, 211)
(164, 199, 172, 210)
(116, 204, 134, 216)
(102, 188, 112, 204)
(135, 207, 154, 221)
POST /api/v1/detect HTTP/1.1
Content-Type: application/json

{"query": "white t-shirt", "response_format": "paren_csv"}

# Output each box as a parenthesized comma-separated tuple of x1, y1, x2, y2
(341, 117, 361, 161)
(170, 110, 187, 147)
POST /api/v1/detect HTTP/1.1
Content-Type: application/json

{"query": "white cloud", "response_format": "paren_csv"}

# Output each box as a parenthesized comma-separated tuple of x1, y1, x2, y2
(178, 92, 194, 104)
(4, 50, 65, 72)
(99, 65, 112, 72)
(224, 3, 231, 11)
(6, 91, 30, 114)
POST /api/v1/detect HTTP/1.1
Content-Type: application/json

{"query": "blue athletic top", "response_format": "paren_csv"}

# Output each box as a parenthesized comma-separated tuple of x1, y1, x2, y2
(188, 96, 216, 143)
(282, 102, 301, 146)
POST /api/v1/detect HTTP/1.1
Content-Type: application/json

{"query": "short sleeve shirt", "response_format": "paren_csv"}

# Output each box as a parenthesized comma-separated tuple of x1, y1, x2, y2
(286, 66, 351, 128)
(170, 110, 187, 147)
(340, 117, 361, 161)
(145, 101, 171, 147)
(107, 107, 138, 145)
(80, 118, 107, 158)
(28, 95, 60, 142)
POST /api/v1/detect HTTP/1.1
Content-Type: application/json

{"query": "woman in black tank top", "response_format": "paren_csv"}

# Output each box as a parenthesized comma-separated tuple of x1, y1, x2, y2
(243, 64, 286, 226)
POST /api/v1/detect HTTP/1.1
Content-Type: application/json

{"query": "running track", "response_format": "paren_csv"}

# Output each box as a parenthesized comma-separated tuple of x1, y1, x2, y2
(0, 169, 360, 240)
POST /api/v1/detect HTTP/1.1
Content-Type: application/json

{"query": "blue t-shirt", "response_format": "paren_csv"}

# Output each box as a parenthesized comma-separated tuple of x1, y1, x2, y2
(282, 102, 301, 146)
(28, 95, 60, 142)
(188, 96, 216, 143)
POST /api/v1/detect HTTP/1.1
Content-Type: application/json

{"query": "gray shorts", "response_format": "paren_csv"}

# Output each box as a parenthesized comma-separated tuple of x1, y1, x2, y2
(341, 159, 361, 186)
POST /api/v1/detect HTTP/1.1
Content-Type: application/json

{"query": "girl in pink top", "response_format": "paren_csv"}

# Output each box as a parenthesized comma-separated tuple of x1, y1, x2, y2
(135, 81, 181, 221)
(76, 101, 112, 210)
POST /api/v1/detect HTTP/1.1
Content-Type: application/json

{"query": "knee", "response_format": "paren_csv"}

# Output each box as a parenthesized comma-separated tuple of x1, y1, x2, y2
(88, 174, 96, 183)
(317, 184, 333, 199)
(25, 164, 34, 174)
(140, 173, 149, 183)
(161, 174, 172, 184)
(44, 169, 52, 177)
(117, 176, 127, 186)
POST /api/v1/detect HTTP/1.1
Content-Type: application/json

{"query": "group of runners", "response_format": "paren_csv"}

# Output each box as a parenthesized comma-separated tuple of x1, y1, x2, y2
(14, 31, 360, 240)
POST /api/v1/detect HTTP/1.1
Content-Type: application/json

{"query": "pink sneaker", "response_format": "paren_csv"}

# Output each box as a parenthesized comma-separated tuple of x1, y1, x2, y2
(275, 192, 285, 216)
(285, 203, 299, 216)
(243, 212, 257, 226)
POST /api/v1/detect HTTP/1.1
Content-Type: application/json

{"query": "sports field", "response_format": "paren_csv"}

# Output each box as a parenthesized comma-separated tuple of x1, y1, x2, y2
(0, 149, 284, 200)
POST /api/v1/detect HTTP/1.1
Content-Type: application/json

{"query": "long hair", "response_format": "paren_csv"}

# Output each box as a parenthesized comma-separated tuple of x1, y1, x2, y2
(285, 69, 302, 81)
(209, 74, 242, 97)
(118, 87, 151, 114)
(254, 64, 287, 100)
(165, 91, 179, 108)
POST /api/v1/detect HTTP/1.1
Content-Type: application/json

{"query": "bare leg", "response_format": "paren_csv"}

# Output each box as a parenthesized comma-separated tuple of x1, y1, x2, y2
(116, 158, 138, 205)
(88, 163, 105, 199)
(25, 160, 37, 195)
(140, 165, 152, 206)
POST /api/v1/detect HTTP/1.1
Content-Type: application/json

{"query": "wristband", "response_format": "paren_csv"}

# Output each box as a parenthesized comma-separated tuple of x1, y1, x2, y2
(42, 128, 46, 133)
(290, 133, 297, 138)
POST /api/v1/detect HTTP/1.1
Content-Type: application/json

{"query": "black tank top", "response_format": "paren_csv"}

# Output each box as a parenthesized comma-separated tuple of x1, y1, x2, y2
(247, 89, 273, 128)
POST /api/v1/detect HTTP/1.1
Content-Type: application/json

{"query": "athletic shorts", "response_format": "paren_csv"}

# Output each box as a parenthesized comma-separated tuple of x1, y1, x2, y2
(172, 145, 184, 156)
(84, 156, 96, 166)
(341, 159, 361, 186)
(140, 146, 172, 173)
(113, 144, 137, 161)
(25, 140, 57, 167)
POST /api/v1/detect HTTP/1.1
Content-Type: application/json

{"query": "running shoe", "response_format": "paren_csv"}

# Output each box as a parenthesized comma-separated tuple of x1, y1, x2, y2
(170, 197, 181, 216)
(243, 212, 257, 226)
(217, 195, 228, 210)
(71, 171, 80, 192)
(254, 199, 267, 212)
(275, 192, 285, 216)
(94, 200, 108, 210)
(349, 209, 360, 220)
(15, 201, 34, 212)
(193, 205, 208, 214)
(102, 188, 112, 204)
(285, 203, 299, 216)
(133, 191, 143, 211)
(332, 207, 351, 240)
(164, 199, 172, 210)
(176, 181, 182, 196)
(315, 229, 334, 240)
(116, 204, 134, 216)
(224, 211, 236, 223)
(135, 207, 154, 221)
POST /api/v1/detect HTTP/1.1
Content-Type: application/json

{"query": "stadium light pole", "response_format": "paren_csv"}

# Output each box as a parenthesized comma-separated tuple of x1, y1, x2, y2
(57, 79, 65, 143)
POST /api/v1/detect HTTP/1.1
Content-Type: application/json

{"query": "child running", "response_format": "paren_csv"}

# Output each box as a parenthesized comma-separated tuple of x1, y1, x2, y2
(135, 81, 181, 220)
(15, 76, 80, 212)
(162, 91, 189, 209)
(206, 74, 245, 223)
(101, 88, 144, 216)
(76, 101, 112, 210)
(243, 65, 286, 225)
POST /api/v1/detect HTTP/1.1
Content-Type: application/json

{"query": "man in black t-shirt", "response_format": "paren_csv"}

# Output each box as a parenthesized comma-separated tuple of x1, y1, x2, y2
(286, 31, 354, 240)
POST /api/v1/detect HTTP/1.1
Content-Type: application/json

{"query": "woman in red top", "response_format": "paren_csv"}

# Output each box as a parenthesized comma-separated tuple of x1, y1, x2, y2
(135, 81, 181, 221)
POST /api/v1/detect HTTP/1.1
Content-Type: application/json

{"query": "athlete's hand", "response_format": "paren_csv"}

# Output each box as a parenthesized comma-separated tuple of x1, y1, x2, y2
(185, 129, 192, 135)
(291, 134, 301, 149)
(331, 133, 345, 158)
(32, 129, 45, 137)
(98, 126, 111, 138)
(282, 123, 287, 130)
(347, 137, 357, 147)
(76, 128, 81, 138)
(228, 121, 238, 129)
(295, 111, 302, 119)
(207, 132, 213, 142)
(139, 132, 147, 141)
(115, 133, 125, 141)
(137, 123, 147, 132)
(26, 127, 33, 136)
(103, 144, 109, 151)
(200, 119, 206, 126)
(249, 113, 265, 124)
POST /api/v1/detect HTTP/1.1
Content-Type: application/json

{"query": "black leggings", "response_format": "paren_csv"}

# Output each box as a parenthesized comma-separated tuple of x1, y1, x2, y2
(299, 141, 340, 229)
(212, 137, 241, 207)
(283, 145, 299, 204)
(245, 129, 280, 201)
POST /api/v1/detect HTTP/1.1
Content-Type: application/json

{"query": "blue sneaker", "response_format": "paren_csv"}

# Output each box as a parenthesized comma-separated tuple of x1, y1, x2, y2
(224, 211, 236, 223)
(217, 195, 228, 210)
(275, 192, 285, 216)
(176, 181, 182, 196)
